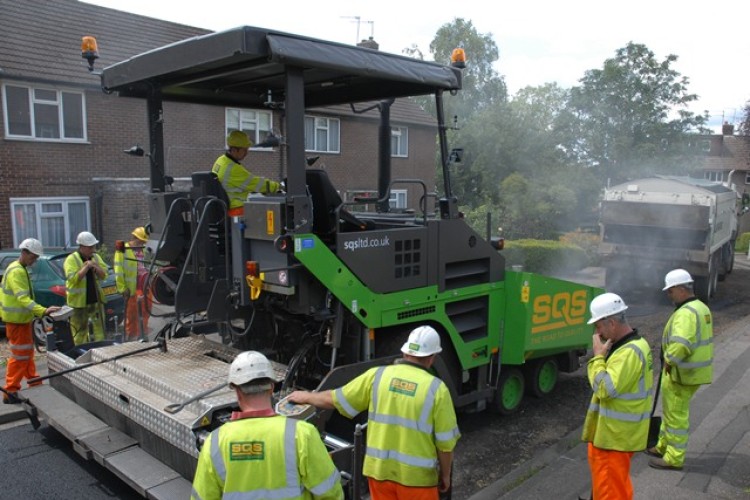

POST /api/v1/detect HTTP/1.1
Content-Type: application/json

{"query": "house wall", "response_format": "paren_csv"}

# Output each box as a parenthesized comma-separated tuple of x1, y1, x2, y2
(1, 86, 438, 250)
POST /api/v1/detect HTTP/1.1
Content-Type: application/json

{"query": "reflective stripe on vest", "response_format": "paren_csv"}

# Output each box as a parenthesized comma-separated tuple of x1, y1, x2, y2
(209, 418, 307, 500)
(665, 305, 714, 370)
(588, 340, 652, 424)
(1, 261, 42, 323)
(363, 366, 440, 470)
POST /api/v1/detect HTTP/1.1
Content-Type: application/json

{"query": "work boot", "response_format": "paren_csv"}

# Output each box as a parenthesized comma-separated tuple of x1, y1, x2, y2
(644, 446, 663, 458)
(3, 392, 22, 405)
(648, 457, 683, 471)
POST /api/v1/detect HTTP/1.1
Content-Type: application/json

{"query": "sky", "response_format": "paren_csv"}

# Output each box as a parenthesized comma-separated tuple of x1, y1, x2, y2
(84, 0, 749, 132)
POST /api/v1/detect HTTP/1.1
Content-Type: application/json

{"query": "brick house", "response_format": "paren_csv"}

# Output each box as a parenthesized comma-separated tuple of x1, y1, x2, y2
(0, 0, 438, 252)
(698, 123, 750, 234)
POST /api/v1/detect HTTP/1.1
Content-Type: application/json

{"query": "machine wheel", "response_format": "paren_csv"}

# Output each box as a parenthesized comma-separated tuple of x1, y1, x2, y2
(525, 357, 559, 398)
(722, 242, 735, 277)
(491, 367, 524, 415)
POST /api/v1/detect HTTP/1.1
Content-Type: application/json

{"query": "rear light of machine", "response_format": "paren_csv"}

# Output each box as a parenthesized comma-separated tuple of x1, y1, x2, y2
(245, 261, 259, 278)
(49, 285, 67, 297)
(274, 235, 293, 254)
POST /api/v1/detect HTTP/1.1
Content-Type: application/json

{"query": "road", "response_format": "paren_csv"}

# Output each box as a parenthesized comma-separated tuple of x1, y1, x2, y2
(2, 261, 749, 499)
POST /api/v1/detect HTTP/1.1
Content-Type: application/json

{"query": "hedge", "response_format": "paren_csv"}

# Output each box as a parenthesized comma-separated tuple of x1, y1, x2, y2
(736, 232, 750, 253)
(501, 239, 589, 274)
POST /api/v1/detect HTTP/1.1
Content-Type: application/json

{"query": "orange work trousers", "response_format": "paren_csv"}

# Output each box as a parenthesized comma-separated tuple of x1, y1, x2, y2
(367, 478, 438, 500)
(587, 442, 634, 500)
(124, 292, 150, 340)
(4, 322, 42, 397)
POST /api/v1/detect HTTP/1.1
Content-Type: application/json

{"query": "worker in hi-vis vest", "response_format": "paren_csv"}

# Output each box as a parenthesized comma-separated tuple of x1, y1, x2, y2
(646, 269, 713, 471)
(114, 226, 150, 340)
(191, 351, 343, 500)
(64, 231, 108, 344)
(1, 238, 60, 403)
(289, 326, 461, 500)
(211, 130, 280, 216)
(582, 292, 653, 499)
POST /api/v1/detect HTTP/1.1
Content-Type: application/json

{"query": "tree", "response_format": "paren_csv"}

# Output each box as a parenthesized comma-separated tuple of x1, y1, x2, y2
(739, 100, 750, 136)
(563, 42, 708, 183)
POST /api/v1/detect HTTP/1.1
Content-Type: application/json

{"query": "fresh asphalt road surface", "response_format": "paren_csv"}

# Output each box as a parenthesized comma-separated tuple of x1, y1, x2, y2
(0, 421, 141, 499)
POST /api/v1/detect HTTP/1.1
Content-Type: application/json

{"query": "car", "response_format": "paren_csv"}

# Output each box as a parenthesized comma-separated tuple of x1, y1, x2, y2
(0, 249, 125, 336)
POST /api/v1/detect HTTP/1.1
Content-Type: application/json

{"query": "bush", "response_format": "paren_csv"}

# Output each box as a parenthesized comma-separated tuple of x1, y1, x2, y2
(559, 229, 601, 266)
(501, 239, 589, 274)
(736, 233, 750, 253)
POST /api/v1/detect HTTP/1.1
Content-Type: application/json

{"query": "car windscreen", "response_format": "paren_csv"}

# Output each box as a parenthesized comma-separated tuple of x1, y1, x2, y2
(47, 254, 68, 280)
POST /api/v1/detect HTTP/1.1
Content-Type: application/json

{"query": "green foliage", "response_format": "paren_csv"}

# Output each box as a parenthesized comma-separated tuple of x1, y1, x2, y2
(736, 232, 750, 253)
(501, 239, 589, 274)
(559, 230, 601, 266)
(563, 42, 708, 183)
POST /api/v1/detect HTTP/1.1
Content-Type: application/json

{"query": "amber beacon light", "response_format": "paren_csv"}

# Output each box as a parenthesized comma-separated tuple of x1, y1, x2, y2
(81, 36, 99, 72)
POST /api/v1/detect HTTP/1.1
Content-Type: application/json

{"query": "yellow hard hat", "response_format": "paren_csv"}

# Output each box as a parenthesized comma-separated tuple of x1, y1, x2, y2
(227, 130, 252, 149)
(132, 227, 148, 242)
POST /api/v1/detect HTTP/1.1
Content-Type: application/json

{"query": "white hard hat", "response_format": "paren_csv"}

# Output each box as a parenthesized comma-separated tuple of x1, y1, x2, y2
(662, 269, 693, 291)
(19, 238, 44, 257)
(228, 351, 280, 386)
(76, 231, 99, 246)
(401, 326, 442, 357)
(587, 292, 628, 324)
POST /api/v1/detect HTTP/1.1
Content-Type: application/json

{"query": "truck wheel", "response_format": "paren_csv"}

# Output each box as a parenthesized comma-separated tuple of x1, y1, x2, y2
(719, 243, 731, 281)
(725, 243, 735, 275)
(525, 357, 559, 398)
(492, 367, 524, 415)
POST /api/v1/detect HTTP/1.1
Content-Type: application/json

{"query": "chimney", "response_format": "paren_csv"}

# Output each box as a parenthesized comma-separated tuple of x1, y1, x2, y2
(357, 37, 379, 50)
(722, 121, 734, 136)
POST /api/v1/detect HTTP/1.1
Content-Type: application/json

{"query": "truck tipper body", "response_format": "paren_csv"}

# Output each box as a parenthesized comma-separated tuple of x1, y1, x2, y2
(598, 176, 737, 300)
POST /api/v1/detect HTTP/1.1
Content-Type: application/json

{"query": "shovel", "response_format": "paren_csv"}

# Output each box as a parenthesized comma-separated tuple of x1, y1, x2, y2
(163, 382, 227, 414)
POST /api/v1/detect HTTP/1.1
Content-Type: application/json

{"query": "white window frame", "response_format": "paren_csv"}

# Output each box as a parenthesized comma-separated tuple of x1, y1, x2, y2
(225, 108, 273, 148)
(345, 189, 407, 211)
(745, 172, 750, 185)
(10, 197, 91, 248)
(2, 83, 87, 142)
(305, 115, 340, 153)
(391, 126, 408, 157)
(704, 171, 727, 183)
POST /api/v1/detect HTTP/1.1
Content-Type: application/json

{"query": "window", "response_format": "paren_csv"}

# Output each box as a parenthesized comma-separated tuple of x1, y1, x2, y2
(704, 171, 727, 183)
(745, 172, 750, 185)
(3, 84, 86, 141)
(391, 126, 408, 157)
(10, 197, 90, 248)
(345, 189, 407, 211)
(226, 108, 273, 146)
(305, 116, 340, 153)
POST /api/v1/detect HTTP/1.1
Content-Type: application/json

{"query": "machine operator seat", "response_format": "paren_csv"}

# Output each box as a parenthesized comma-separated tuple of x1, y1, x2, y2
(305, 169, 371, 242)
(191, 172, 230, 209)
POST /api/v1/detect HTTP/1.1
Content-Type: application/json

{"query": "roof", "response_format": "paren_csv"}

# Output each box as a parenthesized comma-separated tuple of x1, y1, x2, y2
(702, 135, 750, 172)
(100, 26, 462, 108)
(608, 176, 734, 195)
(0, 0, 209, 87)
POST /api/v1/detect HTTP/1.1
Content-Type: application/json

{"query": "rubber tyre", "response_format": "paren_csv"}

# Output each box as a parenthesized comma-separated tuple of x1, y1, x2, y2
(492, 367, 524, 415)
(525, 357, 559, 398)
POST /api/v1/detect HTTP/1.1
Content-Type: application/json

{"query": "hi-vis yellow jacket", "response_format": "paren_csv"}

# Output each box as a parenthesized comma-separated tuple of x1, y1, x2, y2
(662, 298, 713, 386)
(333, 362, 461, 487)
(1, 261, 46, 323)
(211, 154, 280, 209)
(64, 252, 107, 307)
(191, 415, 343, 500)
(582, 334, 653, 451)
(114, 244, 138, 295)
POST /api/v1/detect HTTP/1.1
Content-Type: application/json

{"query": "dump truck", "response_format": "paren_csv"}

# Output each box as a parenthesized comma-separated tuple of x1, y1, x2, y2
(598, 176, 738, 301)
(25, 26, 602, 499)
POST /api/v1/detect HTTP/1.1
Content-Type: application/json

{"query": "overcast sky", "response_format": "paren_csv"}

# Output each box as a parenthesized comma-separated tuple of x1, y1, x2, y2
(84, 0, 749, 132)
